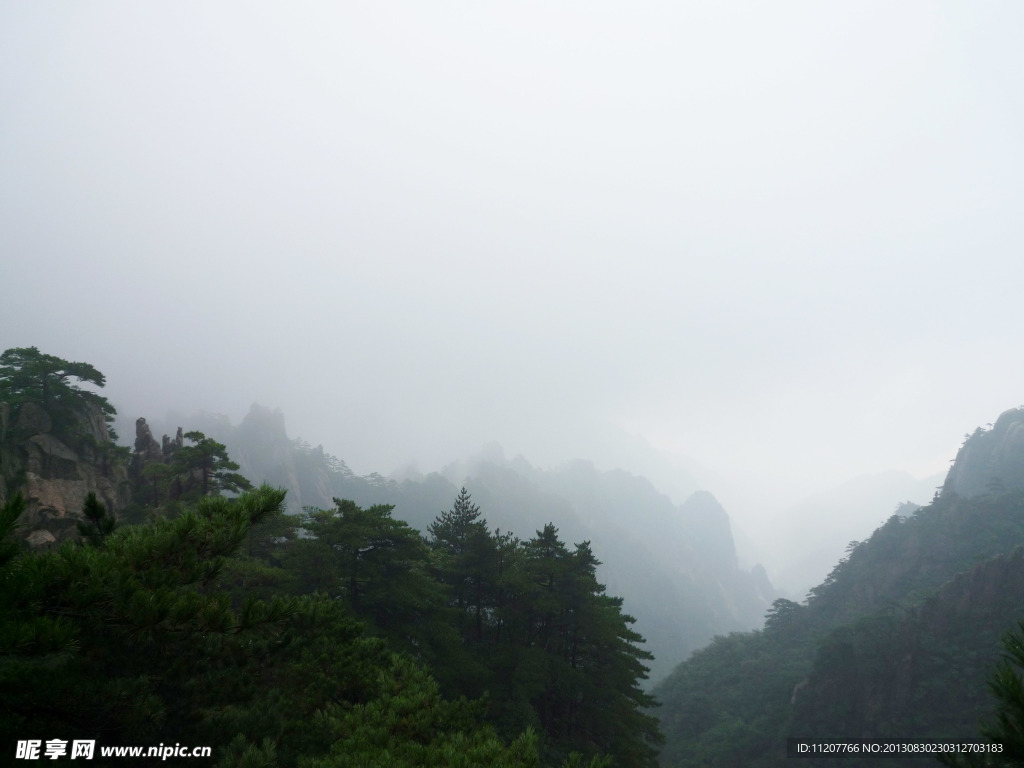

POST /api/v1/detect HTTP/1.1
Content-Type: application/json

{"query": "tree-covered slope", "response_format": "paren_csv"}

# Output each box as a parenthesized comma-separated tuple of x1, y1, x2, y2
(271, 488, 663, 766)
(792, 546, 1024, 756)
(655, 409, 1024, 767)
(0, 487, 549, 768)
(3, 348, 665, 766)
(758, 470, 940, 599)
(166, 404, 774, 684)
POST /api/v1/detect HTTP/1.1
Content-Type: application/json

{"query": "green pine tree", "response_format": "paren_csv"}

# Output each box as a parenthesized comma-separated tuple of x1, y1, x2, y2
(429, 488, 497, 641)
(0, 346, 117, 438)
(942, 620, 1024, 767)
(171, 430, 253, 499)
(76, 491, 116, 546)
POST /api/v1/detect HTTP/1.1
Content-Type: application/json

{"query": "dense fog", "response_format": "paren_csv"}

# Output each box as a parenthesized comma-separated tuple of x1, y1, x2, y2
(4, 2, 1024, 575)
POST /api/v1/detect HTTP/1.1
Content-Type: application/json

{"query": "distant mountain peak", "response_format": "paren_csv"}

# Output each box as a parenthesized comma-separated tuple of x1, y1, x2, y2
(943, 406, 1024, 498)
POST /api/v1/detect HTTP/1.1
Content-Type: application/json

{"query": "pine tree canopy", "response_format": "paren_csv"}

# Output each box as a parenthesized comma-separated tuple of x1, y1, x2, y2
(0, 346, 116, 435)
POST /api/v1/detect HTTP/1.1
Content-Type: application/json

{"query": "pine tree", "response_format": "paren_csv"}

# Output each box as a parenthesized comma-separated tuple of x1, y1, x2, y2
(301, 498, 447, 648)
(0, 492, 26, 568)
(429, 488, 497, 641)
(140, 461, 173, 506)
(943, 621, 1024, 767)
(984, 623, 1024, 761)
(520, 526, 661, 765)
(0, 346, 117, 438)
(171, 430, 253, 498)
(2, 486, 542, 766)
(76, 491, 115, 546)
(0, 486, 293, 745)
(429, 487, 486, 556)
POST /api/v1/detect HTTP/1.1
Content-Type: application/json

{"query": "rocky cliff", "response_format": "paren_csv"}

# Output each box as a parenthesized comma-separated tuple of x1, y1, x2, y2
(943, 405, 1024, 497)
(0, 400, 129, 547)
(169, 404, 333, 513)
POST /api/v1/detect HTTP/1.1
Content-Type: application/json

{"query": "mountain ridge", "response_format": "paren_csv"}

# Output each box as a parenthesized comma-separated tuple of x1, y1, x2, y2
(161, 402, 775, 684)
(655, 406, 1024, 766)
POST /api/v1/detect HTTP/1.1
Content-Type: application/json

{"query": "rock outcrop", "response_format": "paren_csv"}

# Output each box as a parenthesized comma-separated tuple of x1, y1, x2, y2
(134, 416, 164, 462)
(229, 405, 307, 509)
(180, 404, 331, 512)
(0, 400, 130, 546)
(943, 406, 1024, 498)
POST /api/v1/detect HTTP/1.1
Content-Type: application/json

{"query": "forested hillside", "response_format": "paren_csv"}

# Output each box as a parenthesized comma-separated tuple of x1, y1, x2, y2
(757, 471, 939, 598)
(656, 408, 1024, 767)
(1, 348, 661, 766)
(12, 345, 1024, 766)
(156, 403, 774, 683)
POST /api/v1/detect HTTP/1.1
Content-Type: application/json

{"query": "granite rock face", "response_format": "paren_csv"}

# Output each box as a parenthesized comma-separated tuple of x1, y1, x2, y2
(182, 404, 328, 512)
(0, 400, 129, 546)
(134, 417, 164, 462)
(943, 407, 1024, 498)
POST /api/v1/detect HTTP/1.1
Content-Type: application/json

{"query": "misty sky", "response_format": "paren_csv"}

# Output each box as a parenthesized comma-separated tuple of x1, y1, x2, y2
(3, 2, 1024, 531)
